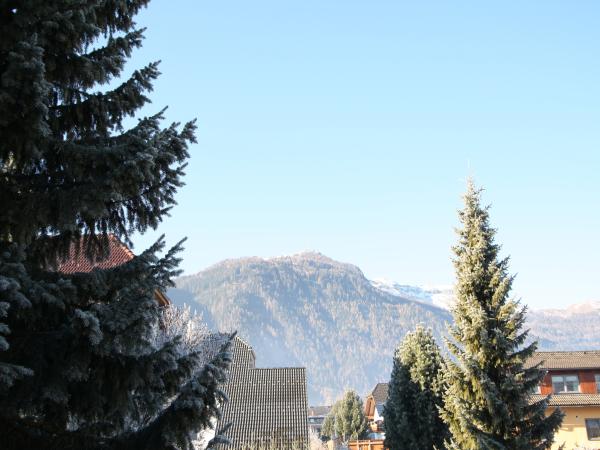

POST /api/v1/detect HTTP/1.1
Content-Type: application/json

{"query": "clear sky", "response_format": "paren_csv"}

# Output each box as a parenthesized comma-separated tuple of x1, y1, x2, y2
(128, 1, 600, 310)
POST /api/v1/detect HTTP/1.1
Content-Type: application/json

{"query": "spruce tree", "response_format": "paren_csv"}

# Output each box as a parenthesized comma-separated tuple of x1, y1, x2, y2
(322, 390, 368, 445)
(384, 325, 449, 450)
(441, 181, 563, 450)
(321, 403, 338, 441)
(0, 2, 232, 449)
(383, 354, 419, 449)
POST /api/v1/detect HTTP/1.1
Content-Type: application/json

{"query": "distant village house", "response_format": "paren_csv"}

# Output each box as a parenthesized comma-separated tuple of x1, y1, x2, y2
(347, 383, 387, 450)
(308, 405, 331, 436)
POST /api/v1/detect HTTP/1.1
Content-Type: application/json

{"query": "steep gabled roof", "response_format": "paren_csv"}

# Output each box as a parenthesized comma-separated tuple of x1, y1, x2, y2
(229, 336, 256, 370)
(370, 382, 389, 405)
(525, 350, 600, 370)
(215, 337, 309, 449)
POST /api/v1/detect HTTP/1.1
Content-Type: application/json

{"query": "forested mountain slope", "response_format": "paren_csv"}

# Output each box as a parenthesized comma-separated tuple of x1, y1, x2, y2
(171, 253, 450, 403)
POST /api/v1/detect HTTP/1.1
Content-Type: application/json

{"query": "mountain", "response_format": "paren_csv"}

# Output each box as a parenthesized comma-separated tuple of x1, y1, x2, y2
(369, 280, 455, 310)
(368, 282, 600, 350)
(369, 281, 600, 351)
(527, 301, 600, 350)
(171, 252, 450, 404)
(170, 252, 600, 404)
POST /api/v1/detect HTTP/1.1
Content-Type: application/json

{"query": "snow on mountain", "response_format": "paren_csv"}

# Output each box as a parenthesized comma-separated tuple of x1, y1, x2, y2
(370, 279, 455, 310)
(532, 300, 600, 316)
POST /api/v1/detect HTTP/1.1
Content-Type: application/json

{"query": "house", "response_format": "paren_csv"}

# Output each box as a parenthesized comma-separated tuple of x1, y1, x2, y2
(364, 383, 388, 433)
(528, 350, 600, 449)
(214, 336, 309, 449)
(346, 383, 388, 450)
(55, 234, 170, 306)
(308, 405, 331, 436)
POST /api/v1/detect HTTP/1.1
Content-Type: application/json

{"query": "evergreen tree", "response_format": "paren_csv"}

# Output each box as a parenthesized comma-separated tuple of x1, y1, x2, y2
(441, 181, 563, 450)
(321, 403, 338, 441)
(322, 390, 368, 445)
(383, 354, 419, 449)
(384, 325, 449, 450)
(0, 2, 232, 449)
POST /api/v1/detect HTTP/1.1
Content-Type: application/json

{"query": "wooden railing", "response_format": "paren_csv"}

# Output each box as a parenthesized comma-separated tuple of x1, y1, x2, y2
(347, 439, 385, 450)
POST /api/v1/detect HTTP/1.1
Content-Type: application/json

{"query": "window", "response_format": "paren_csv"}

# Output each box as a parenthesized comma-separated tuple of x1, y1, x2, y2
(596, 374, 600, 393)
(586, 419, 600, 440)
(551, 375, 579, 393)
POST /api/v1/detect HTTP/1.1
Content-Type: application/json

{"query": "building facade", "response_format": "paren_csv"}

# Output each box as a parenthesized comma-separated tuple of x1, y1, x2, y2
(528, 351, 600, 450)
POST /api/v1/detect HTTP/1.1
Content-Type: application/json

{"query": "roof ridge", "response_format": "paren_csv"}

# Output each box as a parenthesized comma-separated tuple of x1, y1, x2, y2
(534, 350, 600, 353)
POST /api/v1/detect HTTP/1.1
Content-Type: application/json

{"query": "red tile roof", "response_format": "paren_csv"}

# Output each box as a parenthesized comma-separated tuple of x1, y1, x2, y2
(54, 235, 171, 306)
(56, 235, 134, 274)
(530, 393, 600, 407)
(56, 234, 171, 306)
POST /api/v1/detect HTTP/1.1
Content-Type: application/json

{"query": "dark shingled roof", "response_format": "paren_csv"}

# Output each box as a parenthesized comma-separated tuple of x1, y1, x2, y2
(530, 393, 600, 407)
(230, 336, 256, 370)
(525, 350, 600, 370)
(308, 405, 331, 417)
(370, 383, 389, 405)
(215, 337, 309, 449)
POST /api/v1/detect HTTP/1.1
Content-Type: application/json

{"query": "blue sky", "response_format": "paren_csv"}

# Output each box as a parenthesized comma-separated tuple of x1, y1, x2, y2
(128, 1, 600, 309)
